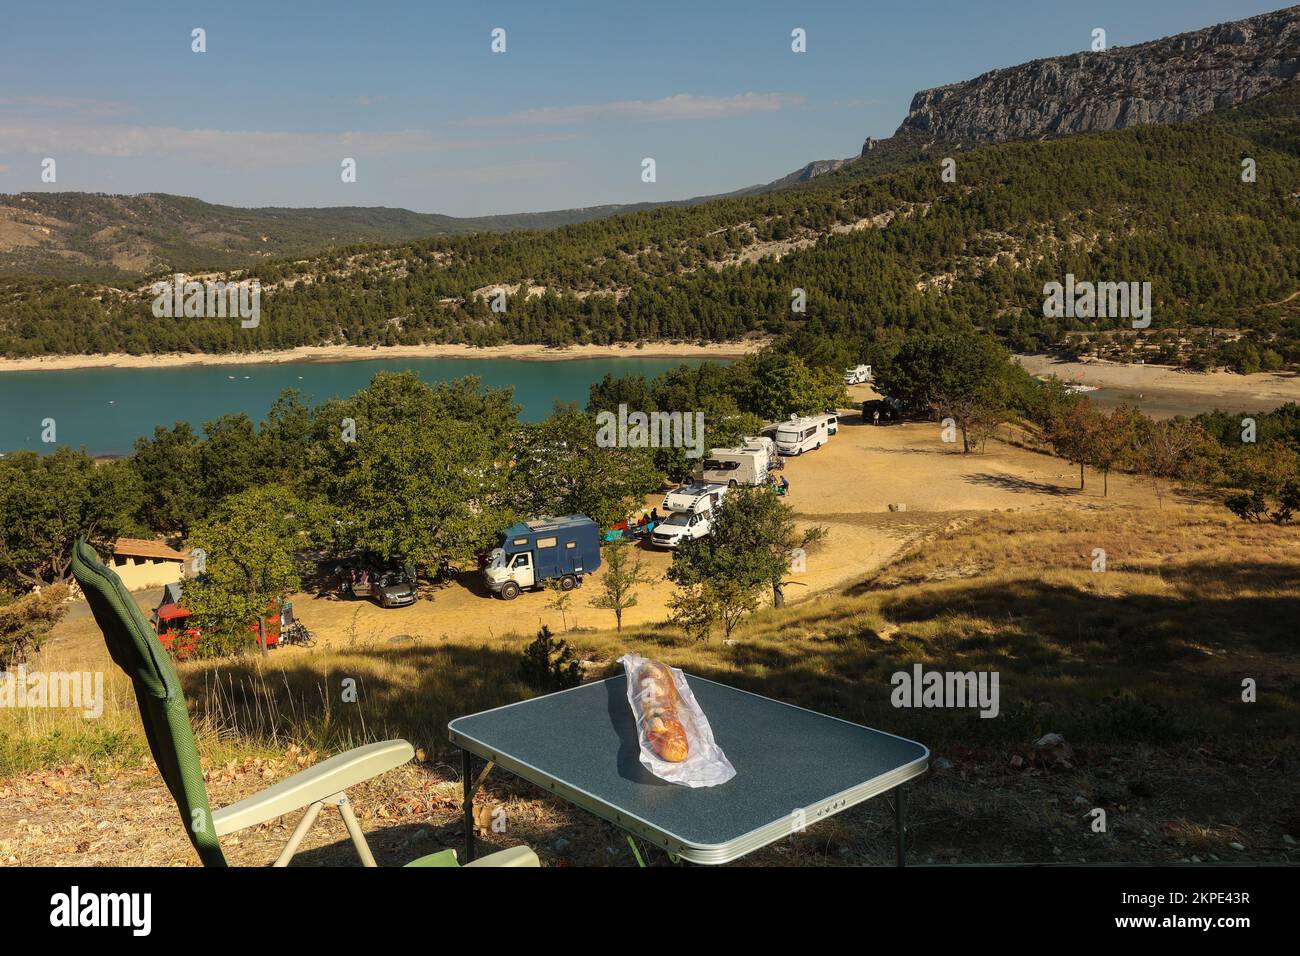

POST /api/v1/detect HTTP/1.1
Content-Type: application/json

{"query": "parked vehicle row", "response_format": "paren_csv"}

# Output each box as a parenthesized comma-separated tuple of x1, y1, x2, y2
(193, 404, 859, 617)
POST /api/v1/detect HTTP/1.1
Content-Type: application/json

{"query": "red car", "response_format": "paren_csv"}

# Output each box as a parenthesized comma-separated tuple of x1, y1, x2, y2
(150, 584, 281, 659)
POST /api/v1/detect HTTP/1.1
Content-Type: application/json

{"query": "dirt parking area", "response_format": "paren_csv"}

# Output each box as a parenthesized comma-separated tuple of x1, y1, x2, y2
(258, 387, 1158, 650)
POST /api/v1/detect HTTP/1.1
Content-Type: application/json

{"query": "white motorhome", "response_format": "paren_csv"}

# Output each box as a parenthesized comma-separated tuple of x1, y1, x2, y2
(651, 482, 727, 548)
(661, 482, 727, 515)
(698, 441, 770, 487)
(772, 416, 831, 456)
(844, 364, 874, 385)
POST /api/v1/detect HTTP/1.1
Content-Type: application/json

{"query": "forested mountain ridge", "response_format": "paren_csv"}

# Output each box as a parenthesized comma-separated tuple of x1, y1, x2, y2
(9, 8, 1293, 287)
(5, 82, 1300, 371)
(0, 192, 685, 281)
(898, 4, 1300, 144)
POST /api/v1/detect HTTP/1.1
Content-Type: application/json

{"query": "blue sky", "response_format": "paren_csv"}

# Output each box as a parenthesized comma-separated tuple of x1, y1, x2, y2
(0, 0, 1285, 215)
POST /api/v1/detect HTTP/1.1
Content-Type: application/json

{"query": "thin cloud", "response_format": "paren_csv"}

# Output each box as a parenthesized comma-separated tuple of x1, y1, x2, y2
(440, 159, 573, 185)
(0, 96, 131, 118)
(0, 124, 579, 169)
(463, 92, 805, 127)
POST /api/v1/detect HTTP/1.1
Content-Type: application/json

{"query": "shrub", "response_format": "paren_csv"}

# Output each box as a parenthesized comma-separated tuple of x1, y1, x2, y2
(519, 625, 583, 692)
(0, 585, 69, 667)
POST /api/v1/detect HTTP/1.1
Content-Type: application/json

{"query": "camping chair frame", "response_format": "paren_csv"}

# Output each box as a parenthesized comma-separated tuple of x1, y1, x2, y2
(70, 538, 536, 869)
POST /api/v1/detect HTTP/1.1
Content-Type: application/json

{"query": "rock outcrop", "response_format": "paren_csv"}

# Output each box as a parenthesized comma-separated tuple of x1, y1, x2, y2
(896, 5, 1300, 143)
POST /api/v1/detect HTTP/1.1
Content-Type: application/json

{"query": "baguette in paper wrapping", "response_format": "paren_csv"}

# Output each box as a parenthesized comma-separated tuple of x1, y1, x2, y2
(631, 659, 689, 761)
(618, 653, 736, 787)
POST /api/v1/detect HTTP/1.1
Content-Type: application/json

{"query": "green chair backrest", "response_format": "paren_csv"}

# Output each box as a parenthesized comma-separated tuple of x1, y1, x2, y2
(70, 538, 226, 866)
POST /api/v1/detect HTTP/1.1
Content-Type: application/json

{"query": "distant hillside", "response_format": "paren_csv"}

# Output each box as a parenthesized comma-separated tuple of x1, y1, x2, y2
(6, 6, 1300, 369)
(5, 84, 1300, 369)
(0, 192, 663, 281)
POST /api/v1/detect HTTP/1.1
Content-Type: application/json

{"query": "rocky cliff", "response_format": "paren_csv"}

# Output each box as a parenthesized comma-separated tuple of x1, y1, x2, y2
(896, 5, 1300, 143)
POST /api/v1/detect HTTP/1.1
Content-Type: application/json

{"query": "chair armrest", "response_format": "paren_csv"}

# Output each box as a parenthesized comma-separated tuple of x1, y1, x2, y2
(463, 845, 541, 868)
(212, 739, 415, 836)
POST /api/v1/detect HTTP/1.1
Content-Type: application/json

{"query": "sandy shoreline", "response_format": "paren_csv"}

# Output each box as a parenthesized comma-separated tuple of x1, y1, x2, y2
(1015, 353, 1300, 407)
(0, 341, 762, 373)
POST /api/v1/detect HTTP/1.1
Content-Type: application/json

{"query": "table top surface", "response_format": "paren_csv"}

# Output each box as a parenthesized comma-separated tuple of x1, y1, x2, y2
(448, 673, 928, 863)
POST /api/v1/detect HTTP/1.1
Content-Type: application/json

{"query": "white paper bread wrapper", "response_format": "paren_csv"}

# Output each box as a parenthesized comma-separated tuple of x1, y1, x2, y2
(619, 654, 737, 788)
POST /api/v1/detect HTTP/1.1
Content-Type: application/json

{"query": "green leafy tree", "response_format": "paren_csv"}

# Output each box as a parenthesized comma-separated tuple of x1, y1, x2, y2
(667, 577, 758, 642)
(184, 485, 306, 656)
(1220, 441, 1300, 523)
(130, 422, 205, 534)
(0, 450, 142, 588)
(304, 371, 518, 568)
(733, 350, 847, 421)
(668, 487, 823, 638)
(879, 330, 1011, 452)
(589, 537, 654, 631)
(259, 389, 315, 488)
(511, 407, 659, 530)
(198, 412, 262, 507)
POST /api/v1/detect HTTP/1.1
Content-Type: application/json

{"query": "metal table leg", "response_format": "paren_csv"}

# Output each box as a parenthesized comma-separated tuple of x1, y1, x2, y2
(893, 786, 906, 867)
(461, 749, 476, 863)
(459, 749, 496, 864)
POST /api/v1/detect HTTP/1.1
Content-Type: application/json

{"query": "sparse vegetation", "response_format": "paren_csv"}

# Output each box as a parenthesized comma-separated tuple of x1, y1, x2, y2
(589, 538, 653, 632)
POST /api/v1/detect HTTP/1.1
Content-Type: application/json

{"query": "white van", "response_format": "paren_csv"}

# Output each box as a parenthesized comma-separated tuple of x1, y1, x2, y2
(844, 364, 874, 385)
(772, 416, 830, 456)
(649, 509, 713, 548)
(699, 445, 769, 487)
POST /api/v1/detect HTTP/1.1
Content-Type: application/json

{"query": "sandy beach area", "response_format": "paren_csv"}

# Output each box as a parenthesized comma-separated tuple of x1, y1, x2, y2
(0, 340, 762, 373)
(1016, 353, 1300, 411)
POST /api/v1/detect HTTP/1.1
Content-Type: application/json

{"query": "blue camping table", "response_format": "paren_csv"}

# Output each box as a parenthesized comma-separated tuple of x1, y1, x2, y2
(448, 673, 928, 865)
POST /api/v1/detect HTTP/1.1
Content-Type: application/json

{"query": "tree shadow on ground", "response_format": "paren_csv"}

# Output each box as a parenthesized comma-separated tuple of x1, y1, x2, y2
(962, 472, 1078, 496)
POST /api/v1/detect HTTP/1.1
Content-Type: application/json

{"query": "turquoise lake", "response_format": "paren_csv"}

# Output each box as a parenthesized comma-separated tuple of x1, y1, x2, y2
(0, 356, 716, 457)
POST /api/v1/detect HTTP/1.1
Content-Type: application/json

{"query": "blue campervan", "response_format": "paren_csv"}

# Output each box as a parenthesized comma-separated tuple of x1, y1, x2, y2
(483, 515, 603, 600)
